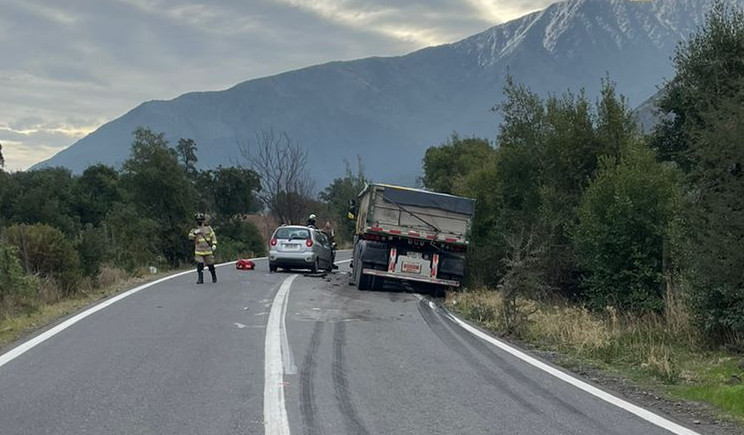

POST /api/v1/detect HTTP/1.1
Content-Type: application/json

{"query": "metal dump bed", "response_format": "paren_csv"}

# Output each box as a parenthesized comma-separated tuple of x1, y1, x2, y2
(357, 184, 475, 245)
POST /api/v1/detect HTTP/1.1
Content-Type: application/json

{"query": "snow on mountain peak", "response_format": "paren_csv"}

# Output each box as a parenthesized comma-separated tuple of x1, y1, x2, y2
(453, 0, 742, 68)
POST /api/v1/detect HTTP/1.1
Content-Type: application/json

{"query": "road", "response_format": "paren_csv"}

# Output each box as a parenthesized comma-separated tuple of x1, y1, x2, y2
(0, 252, 702, 434)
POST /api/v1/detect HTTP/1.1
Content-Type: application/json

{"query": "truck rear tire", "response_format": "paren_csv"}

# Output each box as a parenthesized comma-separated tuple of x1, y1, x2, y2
(372, 276, 384, 291)
(358, 271, 373, 290)
(348, 255, 358, 285)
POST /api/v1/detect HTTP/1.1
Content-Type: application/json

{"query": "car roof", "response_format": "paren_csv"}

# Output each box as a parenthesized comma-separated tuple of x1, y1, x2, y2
(274, 225, 313, 230)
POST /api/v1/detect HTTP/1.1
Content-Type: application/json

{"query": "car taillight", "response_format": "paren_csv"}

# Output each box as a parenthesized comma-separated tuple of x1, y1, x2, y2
(270, 238, 277, 246)
(306, 238, 313, 247)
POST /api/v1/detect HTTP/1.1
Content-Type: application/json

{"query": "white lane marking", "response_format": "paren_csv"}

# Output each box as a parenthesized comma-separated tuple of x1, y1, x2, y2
(235, 323, 247, 329)
(416, 295, 700, 435)
(264, 275, 297, 435)
(280, 279, 297, 376)
(0, 257, 269, 370)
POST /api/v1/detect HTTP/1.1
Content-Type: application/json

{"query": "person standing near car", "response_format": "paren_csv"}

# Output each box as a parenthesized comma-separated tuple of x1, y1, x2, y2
(189, 212, 218, 284)
(322, 221, 337, 266)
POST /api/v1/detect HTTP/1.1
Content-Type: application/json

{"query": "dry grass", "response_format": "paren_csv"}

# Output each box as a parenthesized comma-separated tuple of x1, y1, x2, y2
(447, 287, 700, 381)
(96, 266, 129, 289)
(446, 286, 744, 421)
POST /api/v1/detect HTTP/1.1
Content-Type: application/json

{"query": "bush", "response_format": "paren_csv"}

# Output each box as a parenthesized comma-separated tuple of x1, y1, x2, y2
(0, 242, 38, 319)
(5, 224, 82, 297)
(104, 203, 160, 272)
(572, 145, 681, 312)
(213, 218, 266, 262)
(77, 225, 110, 278)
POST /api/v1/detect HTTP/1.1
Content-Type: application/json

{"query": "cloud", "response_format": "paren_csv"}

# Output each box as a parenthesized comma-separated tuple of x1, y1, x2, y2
(0, 139, 78, 173)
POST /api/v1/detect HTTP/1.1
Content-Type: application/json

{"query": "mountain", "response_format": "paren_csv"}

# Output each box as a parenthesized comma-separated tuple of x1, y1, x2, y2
(32, 0, 740, 187)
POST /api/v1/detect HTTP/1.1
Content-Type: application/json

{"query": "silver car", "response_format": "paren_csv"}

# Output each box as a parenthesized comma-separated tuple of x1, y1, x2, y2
(268, 225, 334, 273)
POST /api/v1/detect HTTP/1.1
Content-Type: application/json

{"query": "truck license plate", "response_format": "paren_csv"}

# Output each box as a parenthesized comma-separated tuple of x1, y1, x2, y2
(402, 262, 421, 273)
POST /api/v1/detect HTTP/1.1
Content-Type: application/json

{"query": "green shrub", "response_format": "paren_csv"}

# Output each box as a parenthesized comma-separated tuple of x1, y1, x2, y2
(104, 203, 160, 272)
(213, 218, 266, 262)
(572, 145, 681, 312)
(0, 242, 38, 319)
(77, 225, 110, 278)
(4, 224, 81, 298)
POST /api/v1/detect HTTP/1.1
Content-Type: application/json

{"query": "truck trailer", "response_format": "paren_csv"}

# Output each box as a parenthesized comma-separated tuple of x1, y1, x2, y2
(348, 183, 475, 291)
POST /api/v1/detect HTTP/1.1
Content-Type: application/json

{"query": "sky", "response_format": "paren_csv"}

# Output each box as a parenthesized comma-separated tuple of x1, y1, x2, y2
(0, 0, 554, 172)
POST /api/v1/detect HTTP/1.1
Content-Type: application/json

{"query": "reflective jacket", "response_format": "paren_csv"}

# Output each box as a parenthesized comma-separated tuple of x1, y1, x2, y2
(189, 224, 217, 256)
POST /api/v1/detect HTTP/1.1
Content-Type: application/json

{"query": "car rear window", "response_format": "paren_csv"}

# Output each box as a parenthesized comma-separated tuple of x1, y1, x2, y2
(274, 228, 310, 240)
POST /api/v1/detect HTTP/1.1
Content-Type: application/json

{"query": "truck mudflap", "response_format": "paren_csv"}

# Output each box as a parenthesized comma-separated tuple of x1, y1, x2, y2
(361, 268, 460, 287)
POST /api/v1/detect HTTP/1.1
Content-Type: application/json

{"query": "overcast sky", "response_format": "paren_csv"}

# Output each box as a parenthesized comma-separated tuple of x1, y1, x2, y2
(0, 0, 553, 171)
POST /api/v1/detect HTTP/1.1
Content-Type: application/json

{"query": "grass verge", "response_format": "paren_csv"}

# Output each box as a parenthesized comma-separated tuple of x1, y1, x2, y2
(446, 288, 744, 425)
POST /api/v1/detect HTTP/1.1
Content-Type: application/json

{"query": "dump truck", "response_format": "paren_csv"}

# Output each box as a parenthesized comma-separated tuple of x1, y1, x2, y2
(348, 183, 475, 291)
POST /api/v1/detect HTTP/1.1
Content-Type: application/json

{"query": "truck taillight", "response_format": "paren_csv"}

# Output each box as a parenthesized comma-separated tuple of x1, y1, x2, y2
(270, 238, 277, 246)
(306, 238, 313, 247)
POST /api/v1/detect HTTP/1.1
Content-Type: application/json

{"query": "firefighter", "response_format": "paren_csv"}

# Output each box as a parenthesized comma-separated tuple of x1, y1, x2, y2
(189, 212, 218, 284)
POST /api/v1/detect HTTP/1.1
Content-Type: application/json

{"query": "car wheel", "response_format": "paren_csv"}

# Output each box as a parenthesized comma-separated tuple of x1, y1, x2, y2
(269, 263, 277, 273)
(311, 258, 319, 274)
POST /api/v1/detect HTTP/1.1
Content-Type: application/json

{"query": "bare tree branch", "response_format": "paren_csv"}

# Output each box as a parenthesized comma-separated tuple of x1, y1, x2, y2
(239, 129, 315, 224)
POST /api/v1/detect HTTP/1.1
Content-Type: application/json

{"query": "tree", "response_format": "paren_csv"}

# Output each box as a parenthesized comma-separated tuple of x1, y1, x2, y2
(8, 167, 79, 236)
(205, 166, 262, 217)
(0, 142, 5, 169)
(465, 77, 638, 291)
(421, 134, 494, 195)
(649, 0, 744, 344)
(319, 158, 368, 243)
(572, 145, 681, 312)
(176, 138, 199, 179)
(651, 1, 744, 169)
(0, 170, 16, 227)
(239, 129, 315, 224)
(75, 164, 122, 227)
(686, 100, 744, 341)
(121, 128, 194, 266)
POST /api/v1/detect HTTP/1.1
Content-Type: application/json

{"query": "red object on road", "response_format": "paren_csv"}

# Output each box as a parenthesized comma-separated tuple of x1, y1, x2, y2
(236, 259, 255, 270)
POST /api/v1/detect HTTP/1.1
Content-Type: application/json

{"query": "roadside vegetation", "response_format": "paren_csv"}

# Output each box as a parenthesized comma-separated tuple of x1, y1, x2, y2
(424, 1, 744, 423)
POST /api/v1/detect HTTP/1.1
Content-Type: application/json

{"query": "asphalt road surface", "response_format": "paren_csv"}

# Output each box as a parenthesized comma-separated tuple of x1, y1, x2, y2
(0, 252, 704, 434)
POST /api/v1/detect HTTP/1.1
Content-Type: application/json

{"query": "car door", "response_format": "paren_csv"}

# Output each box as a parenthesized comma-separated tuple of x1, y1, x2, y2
(314, 231, 332, 268)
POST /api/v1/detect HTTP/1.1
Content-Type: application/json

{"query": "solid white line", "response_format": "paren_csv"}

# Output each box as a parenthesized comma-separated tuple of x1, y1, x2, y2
(280, 280, 297, 376)
(0, 257, 268, 370)
(417, 295, 700, 435)
(264, 274, 297, 435)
